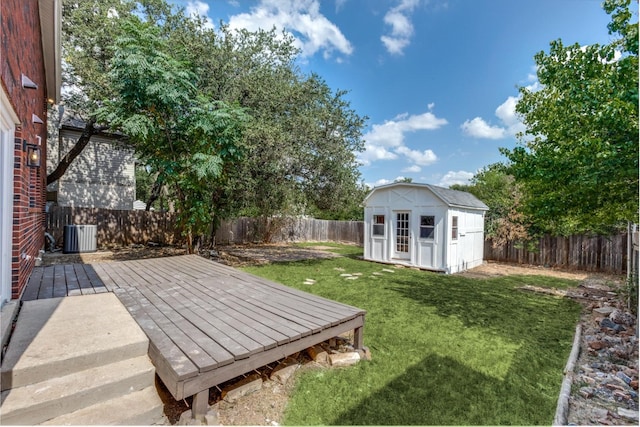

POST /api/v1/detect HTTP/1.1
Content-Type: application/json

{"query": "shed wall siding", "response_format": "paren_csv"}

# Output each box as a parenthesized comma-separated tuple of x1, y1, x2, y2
(364, 185, 485, 273)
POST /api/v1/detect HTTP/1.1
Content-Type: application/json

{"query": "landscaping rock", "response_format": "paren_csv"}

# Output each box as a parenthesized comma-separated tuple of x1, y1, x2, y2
(579, 387, 595, 398)
(589, 340, 609, 350)
(329, 351, 360, 367)
(617, 407, 639, 421)
(610, 309, 635, 326)
(601, 317, 626, 332)
(566, 276, 638, 427)
(594, 306, 616, 316)
(307, 345, 329, 365)
(270, 358, 299, 384)
(617, 371, 632, 385)
(221, 374, 263, 403)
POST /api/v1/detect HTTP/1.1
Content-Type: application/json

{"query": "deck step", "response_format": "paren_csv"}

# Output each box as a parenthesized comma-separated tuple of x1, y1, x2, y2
(0, 356, 157, 425)
(40, 385, 165, 426)
(1, 294, 149, 390)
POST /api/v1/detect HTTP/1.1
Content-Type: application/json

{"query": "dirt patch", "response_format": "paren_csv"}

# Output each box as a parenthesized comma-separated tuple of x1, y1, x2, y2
(461, 261, 591, 281)
(41, 245, 188, 266)
(209, 244, 340, 266)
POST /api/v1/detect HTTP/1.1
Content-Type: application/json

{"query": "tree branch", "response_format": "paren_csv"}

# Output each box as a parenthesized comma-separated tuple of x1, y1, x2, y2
(46, 118, 108, 186)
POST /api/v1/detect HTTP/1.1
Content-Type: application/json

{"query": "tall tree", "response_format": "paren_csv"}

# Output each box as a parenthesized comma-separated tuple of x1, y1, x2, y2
(451, 164, 529, 245)
(189, 25, 367, 235)
(501, 0, 638, 235)
(97, 17, 247, 251)
(50, 0, 139, 185)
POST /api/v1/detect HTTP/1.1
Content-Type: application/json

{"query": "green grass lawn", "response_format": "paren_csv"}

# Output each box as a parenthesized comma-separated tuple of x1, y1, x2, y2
(242, 244, 581, 425)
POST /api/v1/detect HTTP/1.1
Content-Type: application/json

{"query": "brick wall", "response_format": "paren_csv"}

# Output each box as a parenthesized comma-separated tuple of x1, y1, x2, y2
(2, 0, 49, 299)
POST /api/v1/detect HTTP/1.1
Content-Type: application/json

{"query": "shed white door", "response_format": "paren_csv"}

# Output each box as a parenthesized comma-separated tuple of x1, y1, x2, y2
(393, 212, 411, 260)
(417, 214, 436, 269)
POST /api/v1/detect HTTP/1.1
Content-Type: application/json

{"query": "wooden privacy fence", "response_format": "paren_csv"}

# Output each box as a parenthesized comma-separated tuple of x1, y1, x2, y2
(46, 207, 364, 248)
(213, 216, 364, 246)
(48, 206, 630, 273)
(47, 206, 181, 247)
(484, 234, 629, 274)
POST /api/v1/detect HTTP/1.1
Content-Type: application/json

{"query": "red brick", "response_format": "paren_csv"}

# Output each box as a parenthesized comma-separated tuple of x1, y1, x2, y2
(2, 0, 49, 299)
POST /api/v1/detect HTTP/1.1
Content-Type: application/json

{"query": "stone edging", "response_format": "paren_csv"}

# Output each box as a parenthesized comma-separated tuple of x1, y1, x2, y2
(553, 323, 583, 425)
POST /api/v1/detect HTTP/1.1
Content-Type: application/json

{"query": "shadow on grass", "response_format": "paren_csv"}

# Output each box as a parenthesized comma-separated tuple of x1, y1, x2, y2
(329, 352, 554, 425)
(385, 274, 580, 352)
(249, 258, 583, 425)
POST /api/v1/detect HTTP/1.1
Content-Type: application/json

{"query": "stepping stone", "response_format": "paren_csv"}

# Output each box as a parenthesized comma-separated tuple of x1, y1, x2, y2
(382, 269, 395, 273)
(340, 273, 352, 277)
(372, 272, 383, 276)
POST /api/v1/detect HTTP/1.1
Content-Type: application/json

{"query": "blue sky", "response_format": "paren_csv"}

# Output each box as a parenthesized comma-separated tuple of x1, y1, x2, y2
(171, 0, 623, 188)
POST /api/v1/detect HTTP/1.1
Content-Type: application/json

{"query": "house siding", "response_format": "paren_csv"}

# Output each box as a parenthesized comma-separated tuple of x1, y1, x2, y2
(48, 128, 135, 210)
(1, 0, 49, 299)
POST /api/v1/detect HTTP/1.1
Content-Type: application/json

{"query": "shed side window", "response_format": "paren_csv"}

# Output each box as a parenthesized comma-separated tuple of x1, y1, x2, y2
(373, 215, 385, 236)
(451, 216, 459, 240)
(420, 215, 435, 239)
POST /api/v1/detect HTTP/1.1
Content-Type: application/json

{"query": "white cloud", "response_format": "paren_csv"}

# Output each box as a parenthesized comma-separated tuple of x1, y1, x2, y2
(227, 0, 353, 59)
(186, 1, 215, 29)
(402, 165, 422, 173)
(360, 142, 398, 165)
(381, 0, 419, 55)
(438, 170, 474, 187)
(462, 95, 526, 139)
(461, 117, 506, 139)
(358, 107, 447, 166)
(495, 96, 526, 135)
(396, 146, 437, 166)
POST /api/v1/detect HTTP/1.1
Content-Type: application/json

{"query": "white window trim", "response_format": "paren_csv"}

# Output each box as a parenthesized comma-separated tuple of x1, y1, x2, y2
(0, 87, 19, 305)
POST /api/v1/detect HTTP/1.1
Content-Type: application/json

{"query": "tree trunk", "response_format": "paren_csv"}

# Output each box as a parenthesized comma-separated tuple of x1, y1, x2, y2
(46, 118, 106, 186)
(146, 174, 163, 211)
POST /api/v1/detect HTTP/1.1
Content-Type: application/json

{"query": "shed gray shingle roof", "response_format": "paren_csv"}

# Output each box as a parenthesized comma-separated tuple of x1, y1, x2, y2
(366, 182, 489, 211)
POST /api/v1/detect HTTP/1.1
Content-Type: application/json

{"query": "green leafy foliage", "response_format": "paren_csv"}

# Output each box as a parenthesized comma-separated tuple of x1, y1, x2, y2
(501, 0, 638, 235)
(62, 0, 367, 234)
(187, 25, 367, 227)
(97, 17, 247, 251)
(451, 164, 529, 244)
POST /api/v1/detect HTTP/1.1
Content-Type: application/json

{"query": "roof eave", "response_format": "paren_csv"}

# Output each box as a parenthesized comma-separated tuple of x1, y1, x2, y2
(39, 0, 62, 103)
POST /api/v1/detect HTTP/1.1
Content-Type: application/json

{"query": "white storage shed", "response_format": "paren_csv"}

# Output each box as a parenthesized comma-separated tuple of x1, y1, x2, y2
(363, 182, 489, 274)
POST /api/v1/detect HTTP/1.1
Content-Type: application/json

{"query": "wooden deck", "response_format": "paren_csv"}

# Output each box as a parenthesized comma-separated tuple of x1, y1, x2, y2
(23, 255, 365, 415)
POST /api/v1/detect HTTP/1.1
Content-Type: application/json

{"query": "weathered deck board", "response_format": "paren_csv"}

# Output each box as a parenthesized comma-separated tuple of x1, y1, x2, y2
(23, 254, 366, 406)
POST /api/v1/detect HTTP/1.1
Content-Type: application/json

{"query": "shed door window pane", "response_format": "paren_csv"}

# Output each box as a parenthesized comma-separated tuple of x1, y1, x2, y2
(452, 216, 459, 240)
(396, 213, 409, 253)
(373, 215, 385, 236)
(420, 215, 435, 239)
